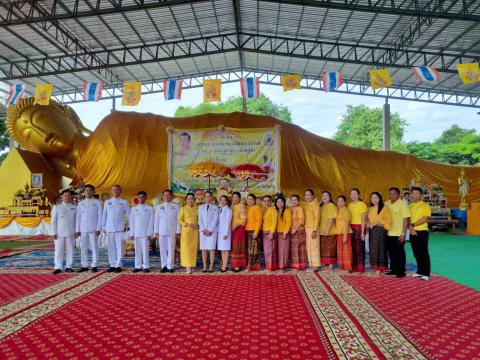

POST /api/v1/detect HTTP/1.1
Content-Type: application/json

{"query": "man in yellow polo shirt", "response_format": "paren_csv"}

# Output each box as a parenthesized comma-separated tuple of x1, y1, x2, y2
(409, 187, 432, 281)
(385, 187, 410, 278)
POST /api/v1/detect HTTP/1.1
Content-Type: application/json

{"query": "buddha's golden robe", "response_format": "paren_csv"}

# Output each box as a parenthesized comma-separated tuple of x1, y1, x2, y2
(76, 111, 480, 205)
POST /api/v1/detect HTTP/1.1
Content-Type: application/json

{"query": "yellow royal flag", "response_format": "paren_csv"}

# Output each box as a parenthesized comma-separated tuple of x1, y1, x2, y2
(369, 69, 392, 89)
(457, 63, 480, 84)
(122, 81, 142, 106)
(203, 79, 222, 103)
(34, 83, 53, 105)
(280, 74, 301, 92)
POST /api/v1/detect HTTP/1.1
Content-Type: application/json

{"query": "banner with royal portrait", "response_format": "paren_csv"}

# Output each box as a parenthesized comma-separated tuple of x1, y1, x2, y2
(168, 126, 280, 197)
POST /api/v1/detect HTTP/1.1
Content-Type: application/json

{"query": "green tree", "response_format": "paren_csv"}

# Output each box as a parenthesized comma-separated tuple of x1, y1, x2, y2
(0, 115, 9, 165)
(407, 125, 480, 165)
(175, 94, 292, 122)
(333, 105, 408, 151)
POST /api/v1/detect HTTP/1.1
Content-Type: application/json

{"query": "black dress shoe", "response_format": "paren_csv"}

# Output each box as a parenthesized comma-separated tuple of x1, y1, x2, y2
(160, 267, 168, 273)
(92, 267, 98, 273)
(79, 267, 88, 273)
(232, 268, 241, 273)
(143, 269, 150, 273)
(52, 269, 61, 274)
(386, 271, 397, 276)
(107, 267, 115, 273)
(133, 268, 141, 273)
(220, 269, 227, 273)
(168, 269, 174, 273)
(115, 267, 122, 273)
(65, 268, 74, 273)
(396, 273, 406, 278)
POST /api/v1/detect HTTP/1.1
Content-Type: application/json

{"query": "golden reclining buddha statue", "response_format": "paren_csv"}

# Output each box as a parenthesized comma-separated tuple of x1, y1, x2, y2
(6, 97, 480, 205)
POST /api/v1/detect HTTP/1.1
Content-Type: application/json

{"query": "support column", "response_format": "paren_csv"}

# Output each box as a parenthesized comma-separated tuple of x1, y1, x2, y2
(111, 86, 116, 113)
(383, 97, 390, 151)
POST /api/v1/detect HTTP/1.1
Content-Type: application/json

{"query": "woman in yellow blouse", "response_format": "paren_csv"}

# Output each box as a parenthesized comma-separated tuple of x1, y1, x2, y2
(304, 189, 321, 271)
(246, 194, 263, 271)
(231, 191, 248, 272)
(335, 195, 352, 272)
(275, 195, 292, 270)
(178, 193, 199, 274)
(320, 191, 338, 270)
(289, 194, 307, 270)
(262, 195, 278, 271)
(348, 188, 368, 273)
(367, 192, 392, 276)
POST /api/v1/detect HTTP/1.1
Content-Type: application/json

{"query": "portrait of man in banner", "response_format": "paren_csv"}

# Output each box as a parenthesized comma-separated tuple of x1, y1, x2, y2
(174, 132, 199, 165)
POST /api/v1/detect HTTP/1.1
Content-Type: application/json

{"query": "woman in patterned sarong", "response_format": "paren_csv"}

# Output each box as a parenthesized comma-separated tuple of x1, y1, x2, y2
(231, 192, 247, 272)
(275, 195, 291, 270)
(367, 192, 392, 276)
(348, 188, 368, 273)
(289, 195, 307, 270)
(319, 191, 338, 270)
(335, 195, 352, 272)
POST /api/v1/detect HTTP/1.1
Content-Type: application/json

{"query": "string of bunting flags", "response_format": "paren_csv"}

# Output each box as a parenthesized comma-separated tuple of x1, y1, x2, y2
(3, 63, 480, 107)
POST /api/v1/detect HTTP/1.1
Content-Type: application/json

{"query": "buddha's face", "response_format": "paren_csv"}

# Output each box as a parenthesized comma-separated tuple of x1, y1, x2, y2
(10, 104, 82, 157)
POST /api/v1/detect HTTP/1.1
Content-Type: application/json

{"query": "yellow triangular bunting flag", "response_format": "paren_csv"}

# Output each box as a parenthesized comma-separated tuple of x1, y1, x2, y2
(280, 74, 302, 92)
(203, 79, 222, 103)
(34, 83, 53, 105)
(122, 81, 142, 106)
(369, 69, 393, 89)
(457, 63, 480, 84)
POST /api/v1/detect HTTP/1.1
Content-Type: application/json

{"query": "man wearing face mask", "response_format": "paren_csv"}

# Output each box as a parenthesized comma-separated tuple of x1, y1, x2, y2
(102, 185, 130, 273)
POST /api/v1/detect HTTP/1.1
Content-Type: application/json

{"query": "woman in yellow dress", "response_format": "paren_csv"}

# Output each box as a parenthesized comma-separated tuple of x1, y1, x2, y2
(275, 195, 292, 270)
(289, 194, 307, 270)
(335, 195, 353, 272)
(231, 191, 248, 272)
(367, 192, 392, 276)
(246, 194, 263, 271)
(178, 193, 199, 274)
(304, 189, 321, 271)
(319, 191, 338, 270)
(262, 195, 278, 271)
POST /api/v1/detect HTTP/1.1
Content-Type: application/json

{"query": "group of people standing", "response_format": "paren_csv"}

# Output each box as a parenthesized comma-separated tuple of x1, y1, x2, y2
(51, 184, 432, 281)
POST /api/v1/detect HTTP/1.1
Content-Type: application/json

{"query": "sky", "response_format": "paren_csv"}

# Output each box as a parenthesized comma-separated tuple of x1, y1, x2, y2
(43, 82, 480, 143)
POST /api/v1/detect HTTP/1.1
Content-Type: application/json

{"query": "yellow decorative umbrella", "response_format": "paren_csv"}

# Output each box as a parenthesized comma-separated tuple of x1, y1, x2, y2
(188, 161, 229, 191)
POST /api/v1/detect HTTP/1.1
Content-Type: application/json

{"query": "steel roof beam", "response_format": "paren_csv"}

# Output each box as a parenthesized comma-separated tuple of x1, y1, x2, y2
(1, 0, 478, 27)
(2, 32, 478, 81)
(49, 68, 480, 108)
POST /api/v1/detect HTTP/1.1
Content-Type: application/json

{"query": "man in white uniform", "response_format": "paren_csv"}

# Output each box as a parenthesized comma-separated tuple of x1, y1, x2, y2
(75, 184, 102, 273)
(51, 190, 77, 274)
(102, 184, 130, 273)
(198, 191, 218, 272)
(154, 189, 180, 273)
(129, 191, 154, 273)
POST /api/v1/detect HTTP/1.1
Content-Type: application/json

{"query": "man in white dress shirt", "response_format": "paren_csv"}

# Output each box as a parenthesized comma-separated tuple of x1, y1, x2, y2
(129, 191, 154, 273)
(102, 185, 130, 273)
(51, 190, 77, 274)
(75, 184, 102, 273)
(199, 191, 218, 272)
(154, 189, 180, 273)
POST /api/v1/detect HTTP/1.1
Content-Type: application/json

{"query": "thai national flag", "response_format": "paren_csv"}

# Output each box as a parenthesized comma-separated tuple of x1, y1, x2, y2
(83, 81, 103, 101)
(411, 66, 440, 82)
(5, 83, 27, 105)
(164, 79, 183, 100)
(240, 77, 260, 98)
(322, 71, 343, 92)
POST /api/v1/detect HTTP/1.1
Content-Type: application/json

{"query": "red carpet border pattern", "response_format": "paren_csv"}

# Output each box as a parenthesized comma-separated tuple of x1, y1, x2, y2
(0, 270, 479, 359)
(342, 274, 480, 360)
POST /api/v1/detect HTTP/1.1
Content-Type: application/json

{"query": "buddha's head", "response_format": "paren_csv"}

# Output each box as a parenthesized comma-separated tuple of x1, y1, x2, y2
(6, 97, 90, 160)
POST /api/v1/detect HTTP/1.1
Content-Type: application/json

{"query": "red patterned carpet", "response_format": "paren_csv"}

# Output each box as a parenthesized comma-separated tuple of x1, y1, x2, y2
(0, 274, 336, 359)
(0, 273, 72, 306)
(342, 275, 480, 359)
(0, 271, 479, 359)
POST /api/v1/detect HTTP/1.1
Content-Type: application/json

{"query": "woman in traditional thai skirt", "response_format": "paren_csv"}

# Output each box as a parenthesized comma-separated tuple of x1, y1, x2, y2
(262, 195, 278, 271)
(245, 194, 262, 271)
(275, 195, 291, 270)
(335, 195, 352, 272)
(231, 192, 247, 272)
(289, 194, 308, 270)
(347, 188, 368, 273)
(178, 193, 198, 274)
(367, 192, 392, 276)
(319, 191, 338, 270)
(304, 189, 321, 272)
